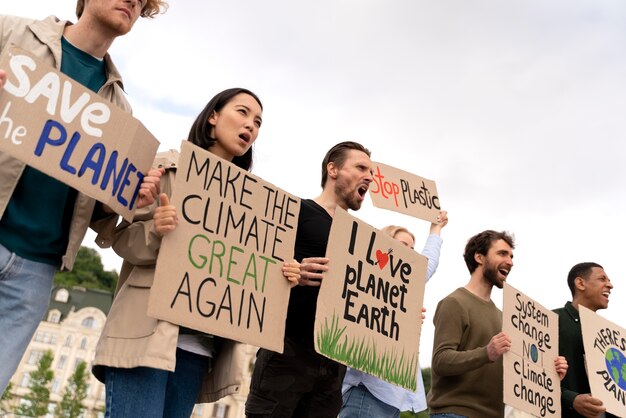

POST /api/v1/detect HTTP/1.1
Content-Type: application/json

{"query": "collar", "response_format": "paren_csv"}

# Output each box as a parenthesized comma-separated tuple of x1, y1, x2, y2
(28, 16, 125, 91)
(563, 301, 580, 323)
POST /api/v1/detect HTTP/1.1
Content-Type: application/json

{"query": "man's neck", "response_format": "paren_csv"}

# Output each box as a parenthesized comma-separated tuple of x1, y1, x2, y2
(465, 272, 493, 301)
(571, 298, 598, 313)
(314, 187, 344, 218)
(63, 19, 116, 59)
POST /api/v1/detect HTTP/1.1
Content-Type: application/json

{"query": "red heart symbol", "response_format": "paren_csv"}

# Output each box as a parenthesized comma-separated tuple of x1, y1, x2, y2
(375, 250, 389, 269)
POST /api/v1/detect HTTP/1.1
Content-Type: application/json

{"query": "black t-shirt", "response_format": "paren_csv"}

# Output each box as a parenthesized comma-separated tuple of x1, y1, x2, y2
(284, 199, 332, 347)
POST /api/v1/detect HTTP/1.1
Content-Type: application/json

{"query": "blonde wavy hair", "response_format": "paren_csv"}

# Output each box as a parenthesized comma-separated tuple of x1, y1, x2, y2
(380, 225, 415, 242)
(76, 0, 168, 19)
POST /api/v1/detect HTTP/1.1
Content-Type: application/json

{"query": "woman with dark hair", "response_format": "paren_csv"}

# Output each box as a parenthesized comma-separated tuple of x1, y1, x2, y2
(93, 88, 300, 417)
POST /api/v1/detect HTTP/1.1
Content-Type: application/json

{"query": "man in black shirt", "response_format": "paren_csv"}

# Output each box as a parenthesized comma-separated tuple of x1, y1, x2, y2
(246, 141, 373, 418)
(554, 262, 616, 418)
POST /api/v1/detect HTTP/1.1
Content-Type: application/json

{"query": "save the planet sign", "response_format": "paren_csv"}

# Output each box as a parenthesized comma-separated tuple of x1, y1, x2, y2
(0, 46, 158, 221)
(580, 305, 626, 416)
(502, 283, 560, 417)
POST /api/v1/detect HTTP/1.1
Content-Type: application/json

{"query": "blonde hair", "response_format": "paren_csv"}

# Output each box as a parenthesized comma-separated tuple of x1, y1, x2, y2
(380, 225, 415, 242)
(76, 0, 168, 19)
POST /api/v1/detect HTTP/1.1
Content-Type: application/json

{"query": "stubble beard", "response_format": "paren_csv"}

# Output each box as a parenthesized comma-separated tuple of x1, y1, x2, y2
(483, 262, 504, 289)
(335, 178, 361, 211)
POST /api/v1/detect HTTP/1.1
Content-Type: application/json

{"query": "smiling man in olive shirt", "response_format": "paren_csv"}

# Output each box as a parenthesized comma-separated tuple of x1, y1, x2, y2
(428, 230, 515, 418)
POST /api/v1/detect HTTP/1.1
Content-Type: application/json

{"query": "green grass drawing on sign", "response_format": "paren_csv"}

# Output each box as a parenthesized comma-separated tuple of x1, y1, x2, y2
(317, 313, 418, 390)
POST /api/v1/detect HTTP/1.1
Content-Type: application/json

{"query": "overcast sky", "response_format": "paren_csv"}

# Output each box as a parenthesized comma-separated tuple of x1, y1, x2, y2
(4, 1, 625, 369)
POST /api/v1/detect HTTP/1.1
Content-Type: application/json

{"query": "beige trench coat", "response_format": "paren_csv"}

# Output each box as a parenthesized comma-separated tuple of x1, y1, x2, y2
(93, 150, 246, 403)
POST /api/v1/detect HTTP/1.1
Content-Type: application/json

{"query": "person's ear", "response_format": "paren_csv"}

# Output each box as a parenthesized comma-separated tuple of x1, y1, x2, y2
(575, 276, 586, 292)
(327, 162, 338, 180)
(208, 110, 218, 126)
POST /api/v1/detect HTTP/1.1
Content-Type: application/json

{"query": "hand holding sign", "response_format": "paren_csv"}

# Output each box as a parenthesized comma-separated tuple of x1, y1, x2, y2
(487, 331, 512, 361)
(298, 257, 329, 287)
(282, 261, 301, 288)
(430, 210, 449, 235)
(554, 356, 568, 380)
(572, 394, 606, 417)
(136, 167, 164, 209)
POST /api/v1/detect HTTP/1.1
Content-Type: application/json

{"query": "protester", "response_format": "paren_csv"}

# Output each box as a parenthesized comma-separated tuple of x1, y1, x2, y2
(92, 88, 301, 417)
(0, 0, 166, 393)
(555, 262, 617, 418)
(340, 214, 448, 418)
(246, 141, 374, 418)
(428, 230, 514, 418)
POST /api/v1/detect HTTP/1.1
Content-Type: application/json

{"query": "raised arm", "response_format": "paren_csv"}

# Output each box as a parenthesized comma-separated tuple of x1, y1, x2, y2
(421, 210, 448, 282)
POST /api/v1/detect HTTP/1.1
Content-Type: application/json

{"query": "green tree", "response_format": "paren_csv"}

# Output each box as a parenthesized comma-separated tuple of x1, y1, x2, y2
(1, 381, 15, 415)
(56, 360, 89, 418)
(54, 246, 118, 292)
(15, 350, 54, 417)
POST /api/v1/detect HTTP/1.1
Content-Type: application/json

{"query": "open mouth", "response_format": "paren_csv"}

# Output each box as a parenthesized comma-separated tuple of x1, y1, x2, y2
(357, 185, 369, 198)
(239, 133, 250, 143)
(499, 268, 510, 278)
(602, 291, 610, 299)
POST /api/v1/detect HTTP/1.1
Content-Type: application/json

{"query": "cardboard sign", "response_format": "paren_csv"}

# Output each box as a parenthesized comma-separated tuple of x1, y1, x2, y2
(0, 45, 158, 221)
(369, 161, 440, 223)
(148, 141, 300, 353)
(580, 305, 626, 416)
(314, 208, 428, 390)
(502, 283, 560, 418)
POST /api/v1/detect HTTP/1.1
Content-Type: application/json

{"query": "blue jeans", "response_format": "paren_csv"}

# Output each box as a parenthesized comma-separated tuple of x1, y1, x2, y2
(0, 243, 56, 394)
(104, 348, 209, 418)
(430, 414, 467, 418)
(339, 384, 400, 418)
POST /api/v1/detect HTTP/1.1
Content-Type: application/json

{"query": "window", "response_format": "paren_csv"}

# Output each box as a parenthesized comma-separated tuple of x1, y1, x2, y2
(80, 337, 88, 350)
(45, 402, 55, 418)
(81, 317, 94, 329)
(193, 404, 204, 416)
(74, 358, 85, 371)
(64, 335, 72, 347)
(34, 332, 44, 343)
(212, 403, 229, 418)
(20, 373, 30, 387)
(48, 310, 61, 324)
(27, 350, 42, 365)
(55, 289, 69, 303)
(57, 355, 67, 370)
(50, 334, 58, 345)
(51, 378, 61, 394)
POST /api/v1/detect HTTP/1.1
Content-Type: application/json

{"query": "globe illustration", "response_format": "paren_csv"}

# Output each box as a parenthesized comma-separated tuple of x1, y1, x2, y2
(604, 347, 626, 391)
(530, 344, 539, 363)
